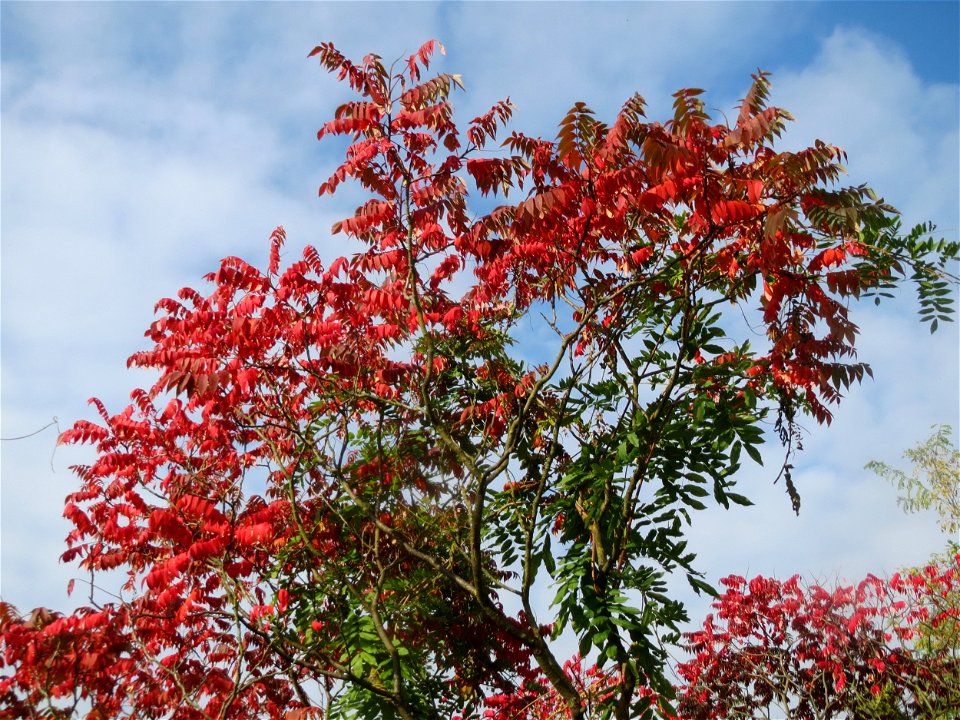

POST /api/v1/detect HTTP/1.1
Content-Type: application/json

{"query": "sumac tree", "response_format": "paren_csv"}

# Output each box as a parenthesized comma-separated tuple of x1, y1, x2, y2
(676, 558, 960, 719)
(1, 41, 957, 720)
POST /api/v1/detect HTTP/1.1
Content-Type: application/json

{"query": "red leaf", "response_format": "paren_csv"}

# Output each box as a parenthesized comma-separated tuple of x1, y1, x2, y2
(234, 522, 273, 547)
(711, 200, 762, 225)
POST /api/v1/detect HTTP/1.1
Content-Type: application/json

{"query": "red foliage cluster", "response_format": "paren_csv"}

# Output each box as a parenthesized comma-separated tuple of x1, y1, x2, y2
(676, 557, 960, 719)
(462, 655, 658, 720)
(457, 560, 959, 719)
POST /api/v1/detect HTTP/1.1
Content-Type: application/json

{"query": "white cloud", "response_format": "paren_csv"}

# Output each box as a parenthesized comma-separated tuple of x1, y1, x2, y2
(437, 2, 801, 132)
(770, 27, 960, 228)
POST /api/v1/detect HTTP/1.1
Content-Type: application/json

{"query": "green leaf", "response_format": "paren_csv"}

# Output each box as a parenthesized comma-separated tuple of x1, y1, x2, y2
(543, 533, 556, 575)
(687, 574, 717, 597)
(726, 492, 754, 507)
(744, 442, 763, 465)
(578, 632, 593, 658)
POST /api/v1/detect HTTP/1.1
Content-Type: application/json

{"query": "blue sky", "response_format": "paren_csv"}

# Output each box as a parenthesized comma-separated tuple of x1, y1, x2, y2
(2, 1, 958, 636)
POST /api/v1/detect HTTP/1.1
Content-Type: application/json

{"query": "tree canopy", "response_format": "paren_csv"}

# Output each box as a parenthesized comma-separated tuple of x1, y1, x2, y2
(675, 429, 960, 720)
(868, 424, 960, 550)
(1, 41, 957, 720)
(675, 558, 960, 720)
